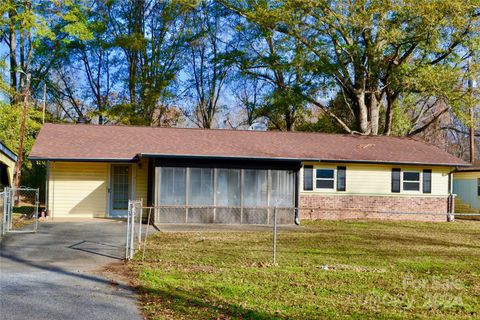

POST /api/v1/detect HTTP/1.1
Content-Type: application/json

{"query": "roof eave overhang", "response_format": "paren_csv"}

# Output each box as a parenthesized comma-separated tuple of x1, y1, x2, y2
(1, 143, 18, 162)
(28, 156, 139, 163)
(27, 153, 469, 168)
(314, 159, 470, 167)
(455, 168, 480, 172)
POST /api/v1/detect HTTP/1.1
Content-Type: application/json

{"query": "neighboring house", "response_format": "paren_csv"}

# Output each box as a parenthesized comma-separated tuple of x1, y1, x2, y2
(29, 124, 469, 223)
(454, 161, 480, 213)
(0, 141, 17, 190)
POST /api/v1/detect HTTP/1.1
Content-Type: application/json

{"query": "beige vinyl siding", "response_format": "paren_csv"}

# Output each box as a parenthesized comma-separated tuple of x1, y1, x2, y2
(454, 171, 480, 180)
(49, 162, 108, 217)
(134, 158, 148, 203)
(300, 162, 451, 196)
(0, 152, 16, 186)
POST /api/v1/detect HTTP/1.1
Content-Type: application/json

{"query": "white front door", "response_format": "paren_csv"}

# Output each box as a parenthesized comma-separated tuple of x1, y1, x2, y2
(110, 165, 131, 217)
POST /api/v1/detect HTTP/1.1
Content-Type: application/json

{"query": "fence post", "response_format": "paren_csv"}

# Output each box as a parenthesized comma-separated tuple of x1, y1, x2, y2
(125, 201, 131, 260)
(273, 206, 277, 265)
(34, 188, 39, 232)
(142, 207, 153, 262)
(137, 201, 142, 248)
(1, 190, 6, 236)
(7, 188, 12, 231)
(129, 203, 135, 259)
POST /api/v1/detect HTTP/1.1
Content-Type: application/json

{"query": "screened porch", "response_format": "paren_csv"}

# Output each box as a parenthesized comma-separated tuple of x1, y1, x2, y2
(154, 166, 297, 224)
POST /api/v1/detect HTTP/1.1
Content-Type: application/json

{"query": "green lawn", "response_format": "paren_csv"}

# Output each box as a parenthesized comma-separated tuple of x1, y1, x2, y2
(130, 221, 480, 319)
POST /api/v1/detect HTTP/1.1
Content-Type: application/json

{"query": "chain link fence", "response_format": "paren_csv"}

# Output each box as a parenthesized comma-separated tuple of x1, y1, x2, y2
(148, 205, 480, 224)
(1, 187, 39, 234)
(152, 205, 297, 225)
(0, 190, 5, 236)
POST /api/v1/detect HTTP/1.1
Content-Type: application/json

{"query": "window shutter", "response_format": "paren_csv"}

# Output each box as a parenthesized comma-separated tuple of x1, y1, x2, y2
(423, 169, 432, 194)
(303, 166, 313, 191)
(391, 168, 401, 193)
(337, 166, 346, 191)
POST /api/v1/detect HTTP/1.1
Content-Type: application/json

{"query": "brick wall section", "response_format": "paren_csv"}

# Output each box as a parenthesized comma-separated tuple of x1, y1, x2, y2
(299, 194, 449, 222)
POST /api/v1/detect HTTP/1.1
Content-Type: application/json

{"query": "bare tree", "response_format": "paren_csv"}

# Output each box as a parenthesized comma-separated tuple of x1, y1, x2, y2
(184, 1, 231, 128)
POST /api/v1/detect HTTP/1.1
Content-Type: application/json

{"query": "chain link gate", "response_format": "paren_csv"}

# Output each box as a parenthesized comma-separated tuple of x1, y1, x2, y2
(2, 187, 39, 234)
(0, 190, 5, 236)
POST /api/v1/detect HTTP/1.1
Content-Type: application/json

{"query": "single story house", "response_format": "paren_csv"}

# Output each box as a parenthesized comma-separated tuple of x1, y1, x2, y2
(29, 124, 469, 223)
(0, 140, 17, 190)
(454, 161, 480, 213)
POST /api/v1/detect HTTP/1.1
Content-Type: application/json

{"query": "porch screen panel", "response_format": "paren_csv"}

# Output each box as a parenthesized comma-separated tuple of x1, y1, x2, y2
(270, 170, 295, 224)
(243, 169, 268, 207)
(216, 169, 241, 206)
(188, 168, 214, 223)
(270, 170, 294, 207)
(188, 168, 213, 205)
(243, 169, 268, 224)
(216, 169, 241, 223)
(160, 167, 186, 205)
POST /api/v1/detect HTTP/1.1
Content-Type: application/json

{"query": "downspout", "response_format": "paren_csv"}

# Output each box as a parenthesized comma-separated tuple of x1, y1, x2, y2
(447, 168, 456, 222)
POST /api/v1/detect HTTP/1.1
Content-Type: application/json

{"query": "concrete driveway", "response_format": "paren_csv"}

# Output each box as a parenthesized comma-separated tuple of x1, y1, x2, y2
(0, 219, 142, 320)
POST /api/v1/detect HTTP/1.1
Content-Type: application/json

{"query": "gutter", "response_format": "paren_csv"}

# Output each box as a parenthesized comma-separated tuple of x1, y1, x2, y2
(139, 153, 309, 162)
(28, 156, 140, 163)
(314, 159, 471, 167)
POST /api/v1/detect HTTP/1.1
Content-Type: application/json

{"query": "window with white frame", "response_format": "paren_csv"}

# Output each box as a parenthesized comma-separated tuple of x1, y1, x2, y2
(402, 171, 421, 191)
(316, 168, 335, 189)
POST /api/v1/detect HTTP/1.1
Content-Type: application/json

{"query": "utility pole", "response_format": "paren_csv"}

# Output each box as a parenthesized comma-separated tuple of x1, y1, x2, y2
(42, 81, 46, 124)
(468, 76, 475, 163)
(15, 73, 31, 189)
(470, 106, 475, 164)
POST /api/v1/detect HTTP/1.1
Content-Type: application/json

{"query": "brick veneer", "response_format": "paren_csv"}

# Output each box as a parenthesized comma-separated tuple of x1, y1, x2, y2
(299, 194, 450, 222)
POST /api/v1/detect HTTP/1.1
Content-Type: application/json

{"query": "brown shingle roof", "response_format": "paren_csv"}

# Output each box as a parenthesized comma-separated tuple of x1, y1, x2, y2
(456, 160, 480, 171)
(28, 123, 469, 166)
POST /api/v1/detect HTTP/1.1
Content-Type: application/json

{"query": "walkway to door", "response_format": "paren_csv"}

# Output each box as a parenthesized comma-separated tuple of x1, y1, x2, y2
(0, 219, 142, 320)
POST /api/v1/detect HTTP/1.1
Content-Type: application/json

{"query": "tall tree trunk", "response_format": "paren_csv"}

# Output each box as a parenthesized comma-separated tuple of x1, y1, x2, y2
(15, 73, 30, 189)
(128, 54, 137, 105)
(19, 28, 25, 89)
(383, 91, 394, 135)
(370, 95, 379, 135)
(9, 6, 17, 104)
(355, 89, 370, 134)
(128, 0, 145, 106)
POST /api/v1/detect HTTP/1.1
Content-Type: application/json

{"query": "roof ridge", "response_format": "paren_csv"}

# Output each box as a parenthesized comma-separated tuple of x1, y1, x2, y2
(43, 123, 421, 140)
